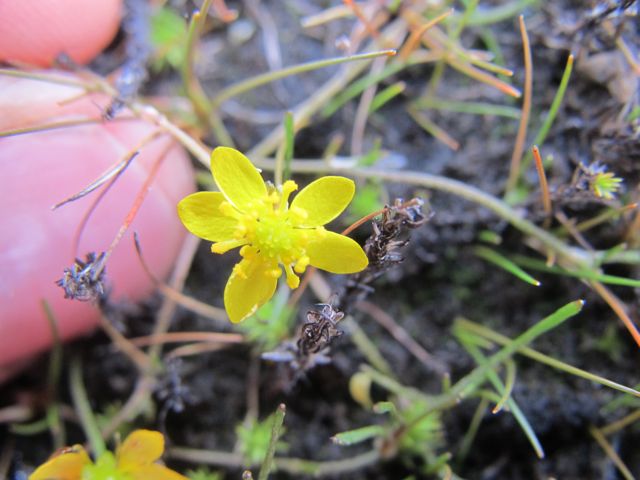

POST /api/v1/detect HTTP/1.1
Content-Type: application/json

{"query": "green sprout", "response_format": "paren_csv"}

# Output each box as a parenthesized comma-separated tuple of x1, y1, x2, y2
(592, 171, 623, 200)
(236, 414, 289, 466)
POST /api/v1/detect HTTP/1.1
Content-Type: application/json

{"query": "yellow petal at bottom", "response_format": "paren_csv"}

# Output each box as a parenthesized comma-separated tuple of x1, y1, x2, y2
(224, 256, 279, 323)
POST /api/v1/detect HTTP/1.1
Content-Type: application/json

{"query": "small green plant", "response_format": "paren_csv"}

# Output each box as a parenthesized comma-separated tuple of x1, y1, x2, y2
(237, 289, 295, 351)
(592, 171, 623, 200)
(236, 414, 289, 466)
(150, 6, 188, 71)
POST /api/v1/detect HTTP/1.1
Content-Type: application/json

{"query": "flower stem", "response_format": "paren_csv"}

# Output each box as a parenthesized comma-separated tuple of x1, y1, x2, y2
(70, 357, 106, 457)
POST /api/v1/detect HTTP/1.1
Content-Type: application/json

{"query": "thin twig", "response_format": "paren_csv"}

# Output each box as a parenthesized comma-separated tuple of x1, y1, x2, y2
(148, 234, 201, 360)
(98, 314, 151, 372)
(589, 426, 635, 480)
(590, 281, 640, 348)
(133, 233, 228, 323)
(600, 409, 640, 436)
(356, 300, 448, 376)
(130, 331, 243, 347)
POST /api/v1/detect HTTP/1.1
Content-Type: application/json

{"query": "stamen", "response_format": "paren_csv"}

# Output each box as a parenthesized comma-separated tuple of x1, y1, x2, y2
(267, 267, 283, 278)
(294, 255, 310, 274)
(239, 245, 258, 259)
(283, 263, 300, 289)
(288, 206, 308, 223)
(279, 180, 298, 212)
(232, 262, 248, 280)
(211, 239, 248, 254)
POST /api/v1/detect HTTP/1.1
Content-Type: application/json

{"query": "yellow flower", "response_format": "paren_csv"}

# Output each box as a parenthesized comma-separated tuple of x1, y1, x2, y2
(178, 147, 368, 323)
(29, 430, 187, 480)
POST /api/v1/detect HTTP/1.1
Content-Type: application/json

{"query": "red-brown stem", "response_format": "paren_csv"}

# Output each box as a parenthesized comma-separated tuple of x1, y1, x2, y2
(72, 130, 163, 256)
(532, 146, 552, 221)
(398, 9, 454, 62)
(130, 331, 244, 347)
(102, 140, 173, 265)
(344, 0, 380, 40)
(506, 15, 533, 193)
(591, 281, 640, 348)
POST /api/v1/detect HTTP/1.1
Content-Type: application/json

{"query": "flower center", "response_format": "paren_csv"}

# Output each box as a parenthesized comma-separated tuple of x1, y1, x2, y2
(213, 180, 313, 289)
(253, 213, 295, 260)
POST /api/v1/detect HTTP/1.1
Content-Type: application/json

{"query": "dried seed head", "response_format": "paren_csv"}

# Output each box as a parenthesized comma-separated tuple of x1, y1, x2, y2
(297, 303, 345, 356)
(56, 252, 107, 302)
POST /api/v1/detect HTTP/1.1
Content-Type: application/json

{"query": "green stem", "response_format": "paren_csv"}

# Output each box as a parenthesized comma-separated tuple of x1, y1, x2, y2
(70, 357, 106, 456)
(258, 404, 286, 480)
(521, 53, 574, 170)
(181, 0, 234, 146)
(42, 300, 65, 449)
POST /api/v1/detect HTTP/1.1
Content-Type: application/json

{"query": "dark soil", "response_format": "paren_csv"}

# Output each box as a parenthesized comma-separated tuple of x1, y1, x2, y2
(3, 1, 640, 479)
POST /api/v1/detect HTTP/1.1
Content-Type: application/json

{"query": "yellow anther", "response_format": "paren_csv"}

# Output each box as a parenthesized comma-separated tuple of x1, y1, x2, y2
(232, 263, 248, 280)
(239, 245, 258, 259)
(212, 239, 248, 254)
(219, 201, 241, 219)
(294, 255, 310, 274)
(283, 263, 300, 289)
(288, 206, 308, 224)
(314, 226, 327, 238)
(267, 267, 283, 279)
(233, 224, 248, 239)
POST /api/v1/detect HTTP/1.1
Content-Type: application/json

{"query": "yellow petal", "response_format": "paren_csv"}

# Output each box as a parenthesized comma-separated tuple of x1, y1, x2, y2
(290, 176, 355, 227)
(117, 429, 164, 470)
(29, 446, 91, 480)
(130, 464, 189, 480)
(177, 191, 239, 242)
(211, 147, 267, 211)
(304, 231, 368, 274)
(224, 257, 278, 323)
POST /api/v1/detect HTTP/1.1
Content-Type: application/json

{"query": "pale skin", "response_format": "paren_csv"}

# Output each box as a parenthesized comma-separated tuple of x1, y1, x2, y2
(0, 3, 196, 381)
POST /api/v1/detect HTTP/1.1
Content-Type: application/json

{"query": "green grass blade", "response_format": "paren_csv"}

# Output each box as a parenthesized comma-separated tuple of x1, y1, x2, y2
(511, 255, 640, 288)
(414, 98, 520, 119)
(451, 300, 584, 400)
(331, 425, 386, 446)
(465, 0, 539, 26)
(456, 318, 640, 399)
(70, 357, 106, 456)
(522, 53, 573, 170)
(322, 62, 406, 118)
(213, 49, 396, 107)
(369, 82, 406, 114)
(457, 334, 544, 458)
(474, 246, 541, 286)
